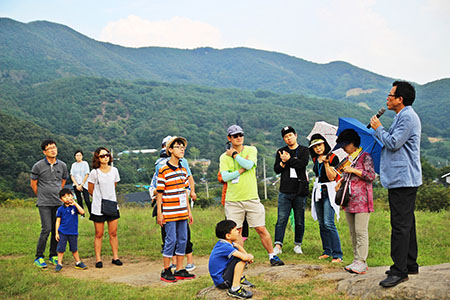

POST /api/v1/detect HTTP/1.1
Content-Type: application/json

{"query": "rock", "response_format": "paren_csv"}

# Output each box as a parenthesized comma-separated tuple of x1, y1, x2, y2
(318, 263, 450, 300)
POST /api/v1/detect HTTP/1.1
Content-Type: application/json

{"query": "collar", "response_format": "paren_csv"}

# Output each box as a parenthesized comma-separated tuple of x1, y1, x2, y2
(44, 157, 58, 165)
(166, 161, 182, 171)
(218, 239, 233, 245)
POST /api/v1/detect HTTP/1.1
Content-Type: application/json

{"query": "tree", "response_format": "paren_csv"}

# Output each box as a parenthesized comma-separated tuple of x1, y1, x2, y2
(189, 146, 200, 160)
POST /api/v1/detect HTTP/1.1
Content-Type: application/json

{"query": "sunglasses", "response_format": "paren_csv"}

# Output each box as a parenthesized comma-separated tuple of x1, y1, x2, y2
(231, 133, 244, 138)
(99, 154, 110, 158)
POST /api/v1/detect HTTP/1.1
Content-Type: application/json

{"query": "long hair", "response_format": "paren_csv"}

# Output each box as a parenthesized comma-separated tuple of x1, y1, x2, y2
(92, 147, 113, 169)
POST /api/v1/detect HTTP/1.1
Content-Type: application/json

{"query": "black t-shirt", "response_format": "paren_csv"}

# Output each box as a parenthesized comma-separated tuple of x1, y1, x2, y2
(274, 145, 309, 194)
(313, 155, 339, 183)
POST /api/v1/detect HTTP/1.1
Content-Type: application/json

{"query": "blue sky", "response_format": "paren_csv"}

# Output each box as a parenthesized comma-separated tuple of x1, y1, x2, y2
(1, 0, 449, 84)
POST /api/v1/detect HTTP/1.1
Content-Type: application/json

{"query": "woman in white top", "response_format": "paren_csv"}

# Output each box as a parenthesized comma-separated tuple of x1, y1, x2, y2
(70, 150, 91, 216)
(87, 147, 122, 268)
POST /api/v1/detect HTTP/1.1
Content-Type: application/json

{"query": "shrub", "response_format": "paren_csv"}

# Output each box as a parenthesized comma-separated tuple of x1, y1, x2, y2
(416, 183, 450, 212)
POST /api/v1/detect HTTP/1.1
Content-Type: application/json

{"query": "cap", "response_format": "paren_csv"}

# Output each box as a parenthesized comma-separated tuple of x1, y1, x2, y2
(281, 126, 296, 137)
(227, 125, 244, 136)
(309, 138, 325, 148)
(161, 135, 173, 147)
(332, 141, 348, 151)
(166, 136, 188, 151)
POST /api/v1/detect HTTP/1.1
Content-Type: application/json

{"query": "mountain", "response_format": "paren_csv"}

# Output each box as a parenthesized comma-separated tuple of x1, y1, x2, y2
(0, 18, 392, 100)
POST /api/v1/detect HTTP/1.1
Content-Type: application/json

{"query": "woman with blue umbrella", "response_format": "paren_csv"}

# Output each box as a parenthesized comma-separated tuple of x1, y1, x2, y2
(334, 129, 376, 274)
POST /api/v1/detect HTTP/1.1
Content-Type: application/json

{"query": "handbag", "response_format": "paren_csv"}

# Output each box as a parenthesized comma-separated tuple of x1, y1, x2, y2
(335, 176, 351, 207)
(297, 179, 309, 197)
(96, 170, 119, 217)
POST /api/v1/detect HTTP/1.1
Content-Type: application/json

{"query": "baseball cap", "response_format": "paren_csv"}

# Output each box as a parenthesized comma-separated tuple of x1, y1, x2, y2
(161, 135, 173, 147)
(281, 126, 296, 137)
(227, 125, 244, 136)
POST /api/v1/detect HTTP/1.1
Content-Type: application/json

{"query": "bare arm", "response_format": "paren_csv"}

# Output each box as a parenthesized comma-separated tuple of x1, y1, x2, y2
(55, 217, 61, 241)
(187, 190, 193, 224)
(188, 175, 197, 201)
(232, 249, 254, 263)
(88, 182, 94, 195)
(156, 192, 164, 227)
(72, 199, 85, 215)
(61, 179, 66, 189)
(30, 179, 38, 195)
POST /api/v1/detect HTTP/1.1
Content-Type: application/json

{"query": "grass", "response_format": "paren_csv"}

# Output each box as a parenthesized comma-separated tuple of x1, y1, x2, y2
(0, 205, 449, 299)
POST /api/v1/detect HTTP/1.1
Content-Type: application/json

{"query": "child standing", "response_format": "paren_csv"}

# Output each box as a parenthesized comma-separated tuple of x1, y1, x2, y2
(157, 137, 195, 282)
(55, 188, 88, 271)
(209, 220, 254, 299)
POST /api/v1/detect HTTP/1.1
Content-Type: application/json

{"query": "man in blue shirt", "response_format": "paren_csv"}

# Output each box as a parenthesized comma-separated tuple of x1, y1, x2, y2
(370, 81, 422, 288)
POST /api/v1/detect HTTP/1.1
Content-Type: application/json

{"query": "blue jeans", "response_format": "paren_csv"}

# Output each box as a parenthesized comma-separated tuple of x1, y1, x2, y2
(315, 197, 343, 259)
(274, 192, 306, 246)
(163, 219, 187, 257)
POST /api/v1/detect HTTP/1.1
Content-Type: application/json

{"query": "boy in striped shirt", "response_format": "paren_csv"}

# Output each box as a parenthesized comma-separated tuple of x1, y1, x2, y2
(156, 136, 195, 282)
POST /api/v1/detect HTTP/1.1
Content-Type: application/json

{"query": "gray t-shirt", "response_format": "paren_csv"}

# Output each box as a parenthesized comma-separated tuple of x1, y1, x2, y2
(31, 158, 69, 206)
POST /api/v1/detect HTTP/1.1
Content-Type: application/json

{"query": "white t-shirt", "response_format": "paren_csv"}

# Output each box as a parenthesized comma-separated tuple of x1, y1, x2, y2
(88, 167, 120, 216)
(70, 161, 90, 189)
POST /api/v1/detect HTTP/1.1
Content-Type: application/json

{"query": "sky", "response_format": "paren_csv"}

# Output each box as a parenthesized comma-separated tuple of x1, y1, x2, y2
(1, 0, 449, 84)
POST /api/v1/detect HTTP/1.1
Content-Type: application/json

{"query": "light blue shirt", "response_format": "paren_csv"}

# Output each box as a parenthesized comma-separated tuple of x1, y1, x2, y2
(374, 106, 422, 189)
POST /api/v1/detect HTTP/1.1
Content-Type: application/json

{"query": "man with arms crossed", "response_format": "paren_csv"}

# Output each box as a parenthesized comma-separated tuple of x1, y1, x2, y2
(31, 139, 69, 268)
(219, 125, 284, 266)
(370, 81, 422, 287)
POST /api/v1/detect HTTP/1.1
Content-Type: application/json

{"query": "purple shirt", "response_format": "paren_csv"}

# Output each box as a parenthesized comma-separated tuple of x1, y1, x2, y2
(344, 152, 376, 213)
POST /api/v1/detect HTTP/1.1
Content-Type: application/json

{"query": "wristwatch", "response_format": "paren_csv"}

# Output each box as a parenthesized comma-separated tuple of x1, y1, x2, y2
(232, 151, 238, 159)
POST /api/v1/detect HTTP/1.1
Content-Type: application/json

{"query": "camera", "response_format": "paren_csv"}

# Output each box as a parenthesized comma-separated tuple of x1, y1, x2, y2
(225, 141, 231, 150)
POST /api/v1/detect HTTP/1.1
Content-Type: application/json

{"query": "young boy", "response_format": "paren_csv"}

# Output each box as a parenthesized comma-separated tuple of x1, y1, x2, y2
(54, 188, 88, 271)
(156, 136, 195, 282)
(209, 220, 255, 299)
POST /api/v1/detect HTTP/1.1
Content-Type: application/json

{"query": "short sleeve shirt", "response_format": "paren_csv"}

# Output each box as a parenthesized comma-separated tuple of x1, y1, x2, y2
(56, 205, 79, 235)
(87, 167, 120, 216)
(70, 161, 90, 189)
(208, 240, 238, 286)
(31, 158, 69, 206)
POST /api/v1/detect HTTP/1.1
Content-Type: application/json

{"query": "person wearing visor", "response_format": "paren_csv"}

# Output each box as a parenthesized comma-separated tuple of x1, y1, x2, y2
(308, 134, 343, 263)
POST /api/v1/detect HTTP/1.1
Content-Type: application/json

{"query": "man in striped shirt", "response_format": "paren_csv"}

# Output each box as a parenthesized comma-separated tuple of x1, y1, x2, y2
(156, 136, 195, 282)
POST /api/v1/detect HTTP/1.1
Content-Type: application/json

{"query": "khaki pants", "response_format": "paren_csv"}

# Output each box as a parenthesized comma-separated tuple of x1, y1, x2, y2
(345, 212, 370, 262)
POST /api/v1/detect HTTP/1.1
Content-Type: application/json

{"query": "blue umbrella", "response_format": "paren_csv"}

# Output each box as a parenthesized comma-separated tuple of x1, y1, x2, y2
(336, 117, 384, 174)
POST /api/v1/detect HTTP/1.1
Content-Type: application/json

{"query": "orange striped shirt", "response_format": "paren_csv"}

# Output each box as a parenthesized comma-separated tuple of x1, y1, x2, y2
(157, 162, 189, 222)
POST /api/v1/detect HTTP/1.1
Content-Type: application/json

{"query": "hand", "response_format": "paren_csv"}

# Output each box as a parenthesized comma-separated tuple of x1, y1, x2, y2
(56, 233, 60, 242)
(318, 155, 328, 163)
(238, 167, 246, 175)
(226, 148, 235, 157)
(279, 150, 290, 162)
(343, 166, 355, 174)
(157, 214, 165, 227)
(69, 199, 75, 206)
(335, 178, 343, 192)
(247, 253, 254, 263)
(190, 190, 197, 201)
(370, 116, 382, 130)
(188, 211, 194, 225)
(76, 185, 83, 191)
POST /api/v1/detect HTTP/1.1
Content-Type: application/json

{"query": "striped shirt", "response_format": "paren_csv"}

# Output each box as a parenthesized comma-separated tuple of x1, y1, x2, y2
(157, 162, 189, 222)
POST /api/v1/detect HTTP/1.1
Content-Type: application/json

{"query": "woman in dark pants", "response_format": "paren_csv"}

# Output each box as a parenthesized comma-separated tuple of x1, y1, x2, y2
(70, 150, 91, 216)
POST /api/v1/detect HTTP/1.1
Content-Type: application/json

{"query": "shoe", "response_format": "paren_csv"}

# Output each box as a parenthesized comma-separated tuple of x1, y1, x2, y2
(185, 263, 196, 272)
(293, 245, 303, 254)
(270, 255, 284, 266)
(240, 276, 255, 287)
(160, 268, 177, 283)
(169, 263, 176, 269)
(318, 254, 330, 260)
(385, 269, 418, 275)
(34, 257, 48, 268)
(55, 264, 63, 272)
(95, 261, 103, 268)
(112, 259, 123, 266)
(349, 261, 367, 274)
(331, 258, 342, 263)
(273, 246, 282, 256)
(379, 275, 408, 287)
(75, 262, 88, 269)
(49, 256, 58, 265)
(174, 268, 195, 280)
(227, 286, 253, 299)
(344, 260, 357, 272)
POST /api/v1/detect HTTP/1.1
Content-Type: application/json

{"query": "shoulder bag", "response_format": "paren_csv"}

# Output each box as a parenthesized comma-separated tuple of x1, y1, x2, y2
(96, 169, 119, 217)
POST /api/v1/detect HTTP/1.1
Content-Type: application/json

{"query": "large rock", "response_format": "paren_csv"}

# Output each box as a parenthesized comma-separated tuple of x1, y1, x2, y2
(319, 263, 450, 300)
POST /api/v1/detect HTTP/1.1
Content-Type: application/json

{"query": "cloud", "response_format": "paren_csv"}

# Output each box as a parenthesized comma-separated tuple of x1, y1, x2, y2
(99, 15, 223, 49)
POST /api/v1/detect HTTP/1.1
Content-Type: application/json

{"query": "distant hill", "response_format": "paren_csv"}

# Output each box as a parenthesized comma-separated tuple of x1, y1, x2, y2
(0, 18, 393, 100)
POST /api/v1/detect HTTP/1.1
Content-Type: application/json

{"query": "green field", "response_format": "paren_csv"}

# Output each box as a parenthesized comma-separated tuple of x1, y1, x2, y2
(0, 204, 449, 299)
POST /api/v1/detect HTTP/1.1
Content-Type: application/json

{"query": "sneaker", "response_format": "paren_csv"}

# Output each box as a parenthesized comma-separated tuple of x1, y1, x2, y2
(185, 263, 196, 272)
(49, 256, 58, 265)
(174, 268, 195, 280)
(270, 255, 284, 266)
(95, 261, 103, 268)
(55, 264, 63, 272)
(169, 263, 176, 269)
(318, 254, 330, 260)
(331, 258, 342, 263)
(75, 262, 88, 270)
(349, 261, 367, 274)
(160, 268, 177, 283)
(344, 260, 357, 272)
(273, 246, 282, 256)
(227, 286, 253, 299)
(112, 259, 123, 266)
(293, 245, 303, 254)
(34, 257, 48, 268)
(240, 276, 255, 287)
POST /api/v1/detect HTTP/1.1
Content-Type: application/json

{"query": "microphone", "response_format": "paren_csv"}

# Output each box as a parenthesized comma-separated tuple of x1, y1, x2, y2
(367, 107, 386, 128)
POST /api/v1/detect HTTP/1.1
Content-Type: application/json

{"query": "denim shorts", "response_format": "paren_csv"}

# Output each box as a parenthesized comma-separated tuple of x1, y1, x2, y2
(56, 233, 78, 253)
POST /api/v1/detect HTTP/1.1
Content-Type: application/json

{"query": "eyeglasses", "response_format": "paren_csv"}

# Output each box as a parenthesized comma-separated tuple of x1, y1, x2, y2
(99, 154, 110, 158)
(45, 146, 57, 151)
(172, 146, 186, 150)
(387, 94, 398, 98)
(231, 133, 244, 138)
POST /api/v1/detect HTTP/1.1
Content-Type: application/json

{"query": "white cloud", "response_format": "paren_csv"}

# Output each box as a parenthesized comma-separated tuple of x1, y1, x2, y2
(99, 15, 223, 49)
